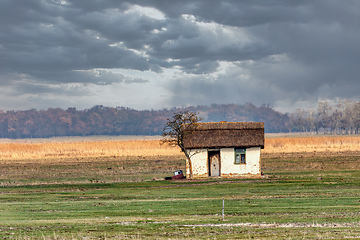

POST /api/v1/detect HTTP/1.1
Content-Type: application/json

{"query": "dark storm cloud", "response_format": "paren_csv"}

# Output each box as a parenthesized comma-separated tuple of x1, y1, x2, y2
(139, 0, 310, 26)
(0, 0, 152, 84)
(159, 0, 360, 107)
(1, 0, 360, 111)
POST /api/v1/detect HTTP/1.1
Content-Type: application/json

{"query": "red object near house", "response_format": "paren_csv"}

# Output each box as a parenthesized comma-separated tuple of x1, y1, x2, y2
(172, 170, 184, 179)
(165, 170, 185, 180)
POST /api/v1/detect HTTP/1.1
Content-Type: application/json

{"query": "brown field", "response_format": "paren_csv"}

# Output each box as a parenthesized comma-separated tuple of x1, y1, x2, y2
(1, 135, 360, 161)
(0, 137, 182, 184)
(1, 135, 360, 185)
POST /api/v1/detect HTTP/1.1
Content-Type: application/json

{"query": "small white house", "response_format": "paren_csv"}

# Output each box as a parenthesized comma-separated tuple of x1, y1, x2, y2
(183, 122, 264, 179)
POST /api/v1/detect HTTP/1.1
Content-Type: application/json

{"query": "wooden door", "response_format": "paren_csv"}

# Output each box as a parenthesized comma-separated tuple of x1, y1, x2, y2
(208, 151, 220, 177)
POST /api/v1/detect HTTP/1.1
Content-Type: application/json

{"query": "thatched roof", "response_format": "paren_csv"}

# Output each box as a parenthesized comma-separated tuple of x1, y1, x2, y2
(183, 122, 264, 149)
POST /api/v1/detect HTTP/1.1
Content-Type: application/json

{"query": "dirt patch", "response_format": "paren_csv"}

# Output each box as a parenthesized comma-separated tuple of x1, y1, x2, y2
(180, 222, 360, 228)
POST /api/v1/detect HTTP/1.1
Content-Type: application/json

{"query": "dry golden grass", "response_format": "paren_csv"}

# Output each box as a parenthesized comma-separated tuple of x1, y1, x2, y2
(264, 135, 360, 154)
(0, 140, 181, 162)
(0, 138, 184, 184)
(1, 135, 360, 185)
(2, 135, 360, 162)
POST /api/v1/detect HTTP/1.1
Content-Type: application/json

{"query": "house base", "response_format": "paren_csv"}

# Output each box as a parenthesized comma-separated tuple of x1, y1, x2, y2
(186, 173, 262, 179)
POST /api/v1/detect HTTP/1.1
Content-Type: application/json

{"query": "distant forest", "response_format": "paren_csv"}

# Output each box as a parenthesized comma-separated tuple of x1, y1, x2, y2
(0, 103, 288, 138)
(2, 100, 360, 139)
(288, 100, 360, 134)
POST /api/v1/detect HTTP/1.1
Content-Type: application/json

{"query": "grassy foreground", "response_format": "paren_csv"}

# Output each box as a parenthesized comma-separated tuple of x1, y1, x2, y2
(0, 136, 360, 239)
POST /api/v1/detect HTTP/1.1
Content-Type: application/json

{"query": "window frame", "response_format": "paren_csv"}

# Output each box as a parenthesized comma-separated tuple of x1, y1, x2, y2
(234, 148, 246, 164)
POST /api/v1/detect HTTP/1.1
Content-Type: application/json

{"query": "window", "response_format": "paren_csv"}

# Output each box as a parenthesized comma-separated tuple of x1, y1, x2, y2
(235, 148, 246, 164)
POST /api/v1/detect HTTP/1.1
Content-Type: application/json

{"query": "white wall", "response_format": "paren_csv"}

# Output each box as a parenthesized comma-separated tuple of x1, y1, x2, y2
(220, 147, 261, 176)
(220, 148, 237, 175)
(186, 149, 208, 178)
(243, 147, 261, 175)
(187, 147, 261, 178)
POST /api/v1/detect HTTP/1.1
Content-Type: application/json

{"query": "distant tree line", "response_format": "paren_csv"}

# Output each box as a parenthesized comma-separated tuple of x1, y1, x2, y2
(288, 100, 360, 134)
(0, 103, 289, 139)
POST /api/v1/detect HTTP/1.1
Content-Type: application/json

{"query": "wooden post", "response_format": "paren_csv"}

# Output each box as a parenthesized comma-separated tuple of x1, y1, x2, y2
(222, 198, 224, 221)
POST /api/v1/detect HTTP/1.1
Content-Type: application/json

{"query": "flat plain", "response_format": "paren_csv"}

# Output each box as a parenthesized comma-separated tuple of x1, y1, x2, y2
(1, 135, 360, 239)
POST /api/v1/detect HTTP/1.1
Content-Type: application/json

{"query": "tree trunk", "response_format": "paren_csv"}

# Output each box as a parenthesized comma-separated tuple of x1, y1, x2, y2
(183, 149, 193, 179)
(187, 157, 193, 179)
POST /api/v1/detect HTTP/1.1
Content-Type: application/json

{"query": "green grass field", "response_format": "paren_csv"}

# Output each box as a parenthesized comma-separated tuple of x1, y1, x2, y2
(1, 151, 360, 239)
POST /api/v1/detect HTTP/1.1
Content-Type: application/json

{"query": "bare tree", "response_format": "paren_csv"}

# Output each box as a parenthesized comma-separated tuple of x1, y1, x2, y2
(317, 101, 333, 134)
(342, 100, 356, 134)
(162, 110, 202, 179)
(353, 102, 360, 134)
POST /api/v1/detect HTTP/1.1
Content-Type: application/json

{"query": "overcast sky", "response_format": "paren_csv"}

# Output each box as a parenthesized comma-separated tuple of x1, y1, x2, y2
(1, 0, 360, 113)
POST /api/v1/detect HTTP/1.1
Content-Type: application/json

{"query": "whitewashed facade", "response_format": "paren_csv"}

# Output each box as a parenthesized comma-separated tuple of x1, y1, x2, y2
(183, 122, 264, 179)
